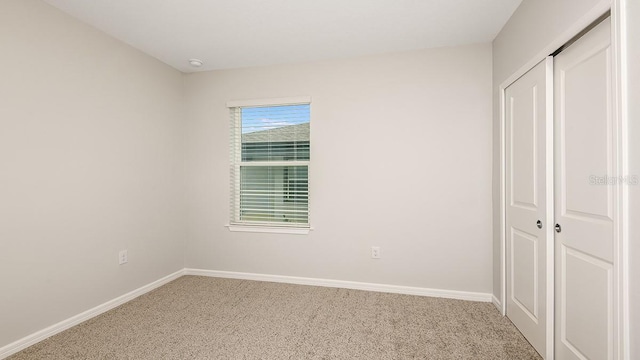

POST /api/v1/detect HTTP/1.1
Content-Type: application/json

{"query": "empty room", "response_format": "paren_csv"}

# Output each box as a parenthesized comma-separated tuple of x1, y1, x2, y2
(1, 0, 638, 359)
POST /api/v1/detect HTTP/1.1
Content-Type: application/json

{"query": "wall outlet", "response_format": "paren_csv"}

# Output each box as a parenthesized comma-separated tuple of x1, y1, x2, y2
(118, 250, 128, 265)
(371, 246, 381, 259)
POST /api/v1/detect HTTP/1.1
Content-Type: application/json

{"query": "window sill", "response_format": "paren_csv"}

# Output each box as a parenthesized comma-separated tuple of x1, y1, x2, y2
(226, 224, 312, 235)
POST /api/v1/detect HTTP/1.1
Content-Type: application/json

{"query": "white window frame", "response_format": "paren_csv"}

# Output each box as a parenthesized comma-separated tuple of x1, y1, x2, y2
(226, 96, 312, 235)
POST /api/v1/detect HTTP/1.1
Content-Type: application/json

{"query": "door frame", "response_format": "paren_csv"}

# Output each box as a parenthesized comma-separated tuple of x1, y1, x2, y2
(497, 1, 630, 359)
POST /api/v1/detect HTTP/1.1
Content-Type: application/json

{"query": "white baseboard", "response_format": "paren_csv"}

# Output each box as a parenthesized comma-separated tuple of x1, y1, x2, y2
(184, 268, 493, 302)
(1, 268, 493, 359)
(0, 269, 185, 360)
(492, 295, 502, 313)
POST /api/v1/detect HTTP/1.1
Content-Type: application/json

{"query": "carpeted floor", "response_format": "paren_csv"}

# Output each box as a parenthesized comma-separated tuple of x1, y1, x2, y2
(8, 276, 541, 359)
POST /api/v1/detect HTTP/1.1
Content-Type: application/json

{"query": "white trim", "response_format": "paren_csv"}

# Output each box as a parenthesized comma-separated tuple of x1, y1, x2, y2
(499, 80, 507, 317)
(184, 268, 493, 302)
(0, 269, 184, 360)
(226, 96, 311, 108)
(544, 56, 556, 360)
(226, 224, 311, 234)
(492, 295, 502, 312)
(611, 0, 629, 358)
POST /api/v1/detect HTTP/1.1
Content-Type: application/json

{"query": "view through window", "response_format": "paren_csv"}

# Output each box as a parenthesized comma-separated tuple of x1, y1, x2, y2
(229, 103, 310, 227)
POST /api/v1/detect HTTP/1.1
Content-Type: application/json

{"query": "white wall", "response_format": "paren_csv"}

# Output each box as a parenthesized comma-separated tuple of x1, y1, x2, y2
(493, 0, 638, 357)
(184, 44, 494, 294)
(0, 0, 185, 348)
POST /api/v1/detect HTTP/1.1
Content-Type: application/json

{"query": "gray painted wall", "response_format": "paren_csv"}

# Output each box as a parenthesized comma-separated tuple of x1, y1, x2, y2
(184, 44, 494, 295)
(0, 0, 186, 348)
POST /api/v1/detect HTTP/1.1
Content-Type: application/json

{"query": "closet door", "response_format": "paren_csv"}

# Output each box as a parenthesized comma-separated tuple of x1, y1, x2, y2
(554, 17, 615, 360)
(505, 59, 551, 358)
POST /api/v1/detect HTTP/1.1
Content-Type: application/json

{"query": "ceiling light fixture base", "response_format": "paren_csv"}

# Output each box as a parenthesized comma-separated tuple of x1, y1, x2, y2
(188, 58, 203, 67)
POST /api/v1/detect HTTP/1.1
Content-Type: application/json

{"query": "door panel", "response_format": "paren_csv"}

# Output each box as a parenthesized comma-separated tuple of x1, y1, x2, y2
(512, 229, 539, 319)
(561, 247, 612, 360)
(561, 41, 612, 222)
(506, 59, 550, 357)
(511, 88, 537, 209)
(554, 17, 614, 360)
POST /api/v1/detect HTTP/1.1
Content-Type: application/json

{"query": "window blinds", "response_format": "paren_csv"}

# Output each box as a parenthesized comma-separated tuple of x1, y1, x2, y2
(229, 103, 310, 227)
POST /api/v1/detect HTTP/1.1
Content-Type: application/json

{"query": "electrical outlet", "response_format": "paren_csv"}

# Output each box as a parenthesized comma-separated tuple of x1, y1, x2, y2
(371, 246, 381, 259)
(118, 250, 128, 265)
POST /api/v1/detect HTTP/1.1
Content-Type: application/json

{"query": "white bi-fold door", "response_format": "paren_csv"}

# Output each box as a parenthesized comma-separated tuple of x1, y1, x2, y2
(506, 16, 617, 360)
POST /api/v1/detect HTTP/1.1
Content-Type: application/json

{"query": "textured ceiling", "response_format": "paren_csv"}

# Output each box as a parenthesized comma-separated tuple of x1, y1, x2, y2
(43, 0, 522, 72)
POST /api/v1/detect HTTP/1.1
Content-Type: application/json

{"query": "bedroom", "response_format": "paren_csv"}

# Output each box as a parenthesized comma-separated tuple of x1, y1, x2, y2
(0, 0, 638, 358)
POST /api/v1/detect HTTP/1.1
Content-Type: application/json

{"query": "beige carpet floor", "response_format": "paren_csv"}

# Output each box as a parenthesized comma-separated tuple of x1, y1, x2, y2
(9, 276, 541, 359)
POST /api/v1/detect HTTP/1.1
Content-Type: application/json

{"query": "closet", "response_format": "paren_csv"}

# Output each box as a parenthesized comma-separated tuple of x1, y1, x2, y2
(504, 16, 620, 360)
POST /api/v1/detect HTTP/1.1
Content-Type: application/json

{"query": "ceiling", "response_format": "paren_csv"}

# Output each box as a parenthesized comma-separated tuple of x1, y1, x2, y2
(43, 0, 522, 73)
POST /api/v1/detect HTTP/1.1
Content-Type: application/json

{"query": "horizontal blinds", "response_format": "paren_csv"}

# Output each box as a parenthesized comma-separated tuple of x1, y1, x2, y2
(230, 104, 310, 227)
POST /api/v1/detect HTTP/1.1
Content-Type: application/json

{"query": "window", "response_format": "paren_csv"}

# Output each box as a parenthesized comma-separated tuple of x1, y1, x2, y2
(228, 98, 310, 232)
